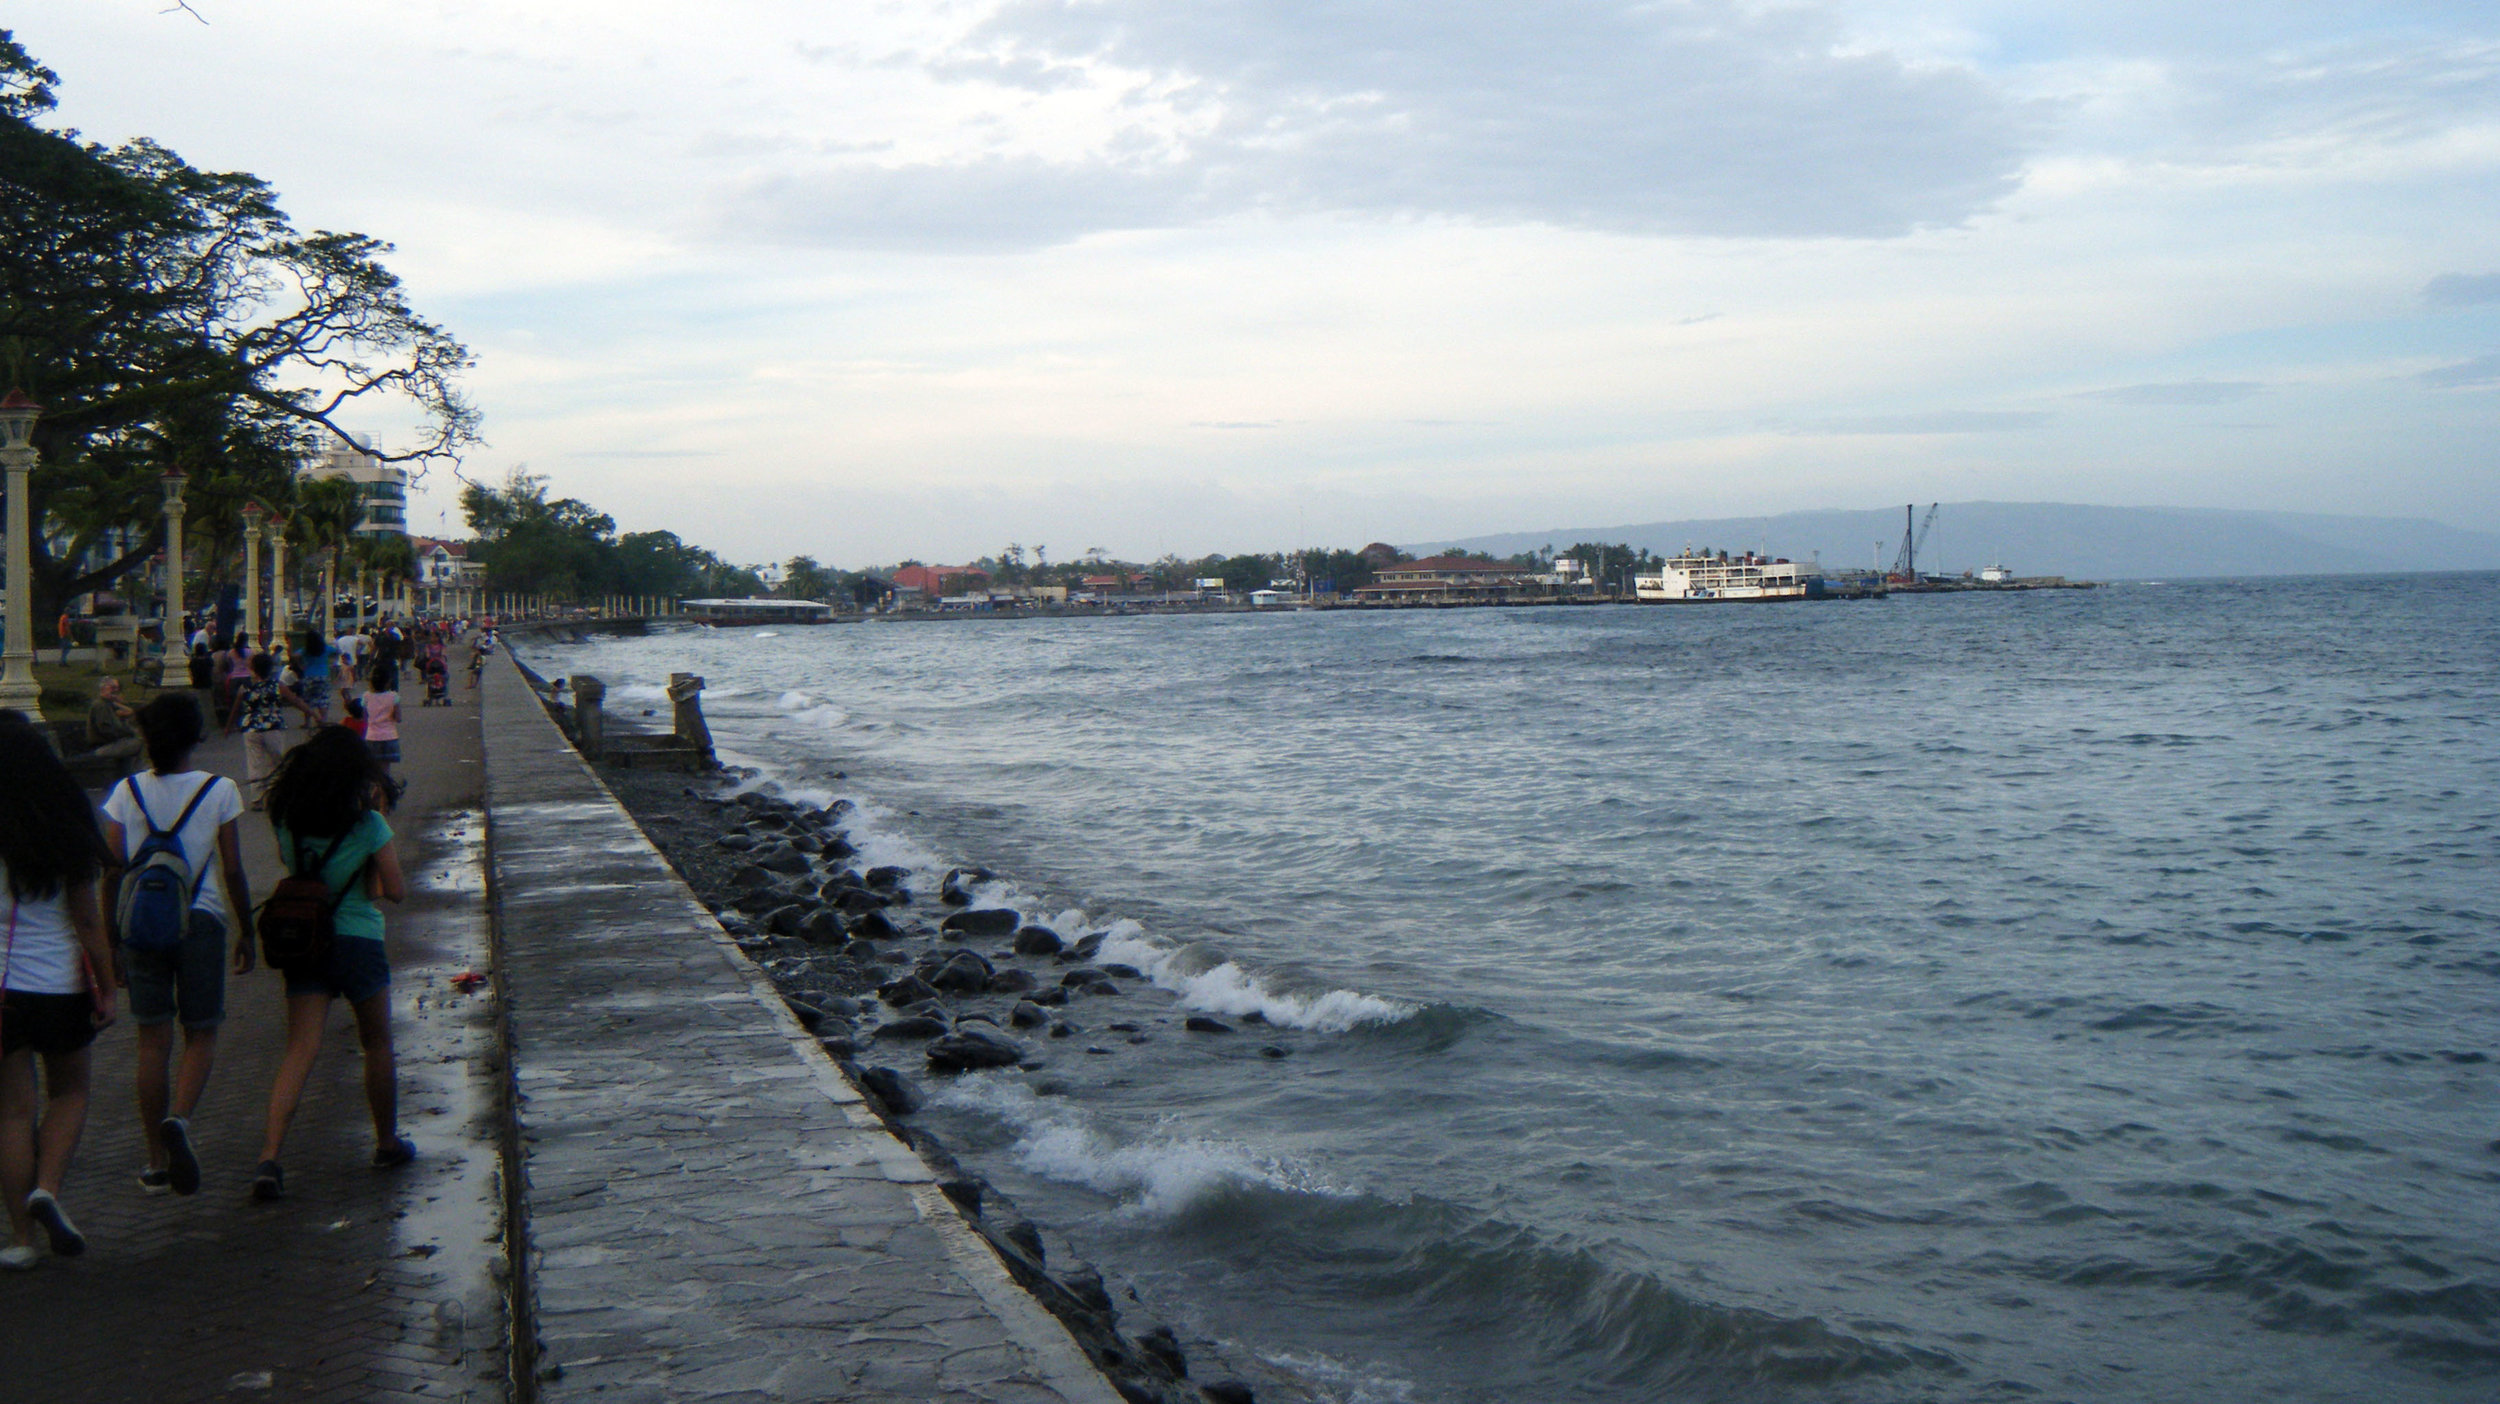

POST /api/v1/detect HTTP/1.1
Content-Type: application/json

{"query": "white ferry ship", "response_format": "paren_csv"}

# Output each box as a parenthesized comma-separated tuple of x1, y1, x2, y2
(1633, 550, 1826, 602)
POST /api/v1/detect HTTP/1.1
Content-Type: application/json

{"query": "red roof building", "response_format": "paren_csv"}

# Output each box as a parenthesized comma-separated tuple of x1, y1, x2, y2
(892, 564, 990, 596)
(1353, 555, 1531, 602)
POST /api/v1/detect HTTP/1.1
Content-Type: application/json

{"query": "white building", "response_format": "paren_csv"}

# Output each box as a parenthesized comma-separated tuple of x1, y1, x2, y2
(303, 438, 408, 537)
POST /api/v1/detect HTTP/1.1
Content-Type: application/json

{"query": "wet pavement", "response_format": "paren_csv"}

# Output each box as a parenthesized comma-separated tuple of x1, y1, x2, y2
(481, 656, 1121, 1404)
(2, 686, 509, 1402)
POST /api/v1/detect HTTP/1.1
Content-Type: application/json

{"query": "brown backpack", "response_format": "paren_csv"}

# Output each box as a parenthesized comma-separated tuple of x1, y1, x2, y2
(257, 833, 352, 970)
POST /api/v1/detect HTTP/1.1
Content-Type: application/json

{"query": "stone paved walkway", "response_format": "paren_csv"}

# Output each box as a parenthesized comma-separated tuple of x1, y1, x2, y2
(1, 686, 509, 1403)
(482, 656, 1122, 1404)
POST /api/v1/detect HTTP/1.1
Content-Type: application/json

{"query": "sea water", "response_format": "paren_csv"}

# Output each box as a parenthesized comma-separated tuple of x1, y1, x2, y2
(538, 573, 2500, 1403)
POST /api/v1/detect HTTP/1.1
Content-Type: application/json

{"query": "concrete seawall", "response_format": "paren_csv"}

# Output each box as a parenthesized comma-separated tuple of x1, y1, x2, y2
(481, 654, 1122, 1403)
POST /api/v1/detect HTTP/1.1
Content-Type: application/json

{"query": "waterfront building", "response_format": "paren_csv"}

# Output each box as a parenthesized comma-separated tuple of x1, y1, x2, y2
(891, 564, 990, 607)
(303, 438, 409, 537)
(1352, 555, 1533, 602)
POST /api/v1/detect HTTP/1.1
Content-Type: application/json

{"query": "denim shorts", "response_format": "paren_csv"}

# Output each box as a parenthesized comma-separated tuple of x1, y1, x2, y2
(124, 909, 228, 1029)
(368, 738, 402, 764)
(1, 990, 99, 1057)
(282, 935, 391, 1005)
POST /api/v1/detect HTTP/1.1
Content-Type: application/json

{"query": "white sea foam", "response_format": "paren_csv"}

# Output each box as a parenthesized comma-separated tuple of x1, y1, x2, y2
(612, 682, 670, 703)
(935, 1076, 1344, 1218)
(1091, 929, 1415, 1032)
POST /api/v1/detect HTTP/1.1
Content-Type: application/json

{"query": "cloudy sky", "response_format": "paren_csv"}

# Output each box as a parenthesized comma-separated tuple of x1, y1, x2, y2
(21, 1, 2500, 564)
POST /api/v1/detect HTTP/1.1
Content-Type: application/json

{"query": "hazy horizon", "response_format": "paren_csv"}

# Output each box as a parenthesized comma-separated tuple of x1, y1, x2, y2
(23, 3, 2500, 564)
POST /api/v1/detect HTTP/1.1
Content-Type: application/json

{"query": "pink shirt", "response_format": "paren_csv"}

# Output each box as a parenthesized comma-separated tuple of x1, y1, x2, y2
(363, 691, 401, 742)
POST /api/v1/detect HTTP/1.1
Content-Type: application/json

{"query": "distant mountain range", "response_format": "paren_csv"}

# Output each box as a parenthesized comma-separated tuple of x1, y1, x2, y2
(1414, 503, 2500, 581)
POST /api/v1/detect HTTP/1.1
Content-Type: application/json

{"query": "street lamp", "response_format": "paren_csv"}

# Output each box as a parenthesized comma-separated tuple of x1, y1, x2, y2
(240, 500, 267, 648)
(0, 390, 45, 711)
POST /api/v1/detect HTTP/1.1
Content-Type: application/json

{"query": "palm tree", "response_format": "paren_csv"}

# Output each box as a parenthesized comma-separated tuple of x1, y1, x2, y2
(293, 476, 363, 641)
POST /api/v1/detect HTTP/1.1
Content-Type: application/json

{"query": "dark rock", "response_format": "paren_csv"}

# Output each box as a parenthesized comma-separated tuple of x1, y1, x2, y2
(1184, 1016, 1234, 1034)
(1026, 986, 1069, 1007)
(872, 1016, 949, 1041)
(1201, 1383, 1256, 1404)
(878, 974, 940, 1008)
(940, 1177, 986, 1214)
(1086, 1046, 1114, 1055)
(798, 909, 849, 945)
(841, 938, 883, 965)
(764, 904, 810, 937)
(940, 866, 996, 906)
(785, 998, 827, 1030)
(929, 951, 996, 994)
(856, 1064, 917, 1114)
(1070, 932, 1106, 959)
(1115, 1383, 1160, 1404)
(1106, 1023, 1142, 1033)
(1061, 1267, 1115, 1314)
(819, 833, 857, 860)
(1127, 1034, 1151, 1045)
(1138, 1325, 1188, 1378)
(1100, 962, 1145, 980)
(1259, 1045, 1289, 1059)
(927, 1026, 1026, 1071)
(1003, 1220, 1045, 1264)
(745, 809, 792, 829)
(1012, 926, 1065, 956)
(832, 888, 894, 914)
(865, 865, 910, 891)
(714, 832, 758, 852)
(815, 1035, 855, 1058)
(816, 799, 854, 821)
(729, 864, 775, 890)
(1239, 1010, 1267, 1025)
(943, 908, 1021, 937)
(755, 845, 812, 875)
(1060, 968, 1107, 988)
(986, 967, 1037, 994)
(815, 994, 863, 1018)
(1080, 978, 1124, 997)
(716, 915, 756, 937)
(849, 909, 900, 939)
(783, 830, 821, 855)
(1050, 1022, 1078, 1038)
(1008, 1000, 1050, 1029)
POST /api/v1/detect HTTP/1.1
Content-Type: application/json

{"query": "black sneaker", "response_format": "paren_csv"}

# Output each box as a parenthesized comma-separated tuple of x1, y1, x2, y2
(25, 1190, 84, 1257)
(137, 1168, 172, 1196)
(373, 1135, 417, 1170)
(250, 1160, 285, 1202)
(160, 1116, 201, 1196)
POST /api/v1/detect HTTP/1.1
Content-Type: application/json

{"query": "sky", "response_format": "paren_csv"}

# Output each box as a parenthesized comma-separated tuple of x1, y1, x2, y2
(17, 1, 2500, 565)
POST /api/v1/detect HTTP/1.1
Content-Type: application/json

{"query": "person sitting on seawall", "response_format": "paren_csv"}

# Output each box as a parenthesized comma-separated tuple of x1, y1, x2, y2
(0, 712, 119, 1269)
(85, 677, 144, 780)
(252, 728, 411, 1200)
(224, 652, 316, 807)
(101, 695, 254, 1197)
(185, 640, 214, 692)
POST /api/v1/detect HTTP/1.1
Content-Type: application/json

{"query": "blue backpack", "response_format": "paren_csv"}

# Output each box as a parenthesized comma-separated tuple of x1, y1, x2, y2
(116, 778, 217, 953)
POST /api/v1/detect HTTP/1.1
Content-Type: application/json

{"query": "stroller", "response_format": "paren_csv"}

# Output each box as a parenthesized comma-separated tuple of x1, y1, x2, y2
(420, 654, 452, 706)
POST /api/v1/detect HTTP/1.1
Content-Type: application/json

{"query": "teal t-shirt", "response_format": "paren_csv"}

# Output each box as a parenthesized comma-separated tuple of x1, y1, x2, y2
(272, 811, 393, 941)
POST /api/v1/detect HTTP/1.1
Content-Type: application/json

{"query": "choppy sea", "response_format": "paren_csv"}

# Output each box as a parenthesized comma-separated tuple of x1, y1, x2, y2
(535, 573, 2500, 1403)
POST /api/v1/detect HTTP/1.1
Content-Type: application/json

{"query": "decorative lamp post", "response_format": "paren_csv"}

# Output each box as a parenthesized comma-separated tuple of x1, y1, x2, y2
(240, 500, 267, 648)
(268, 515, 290, 641)
(161, 471, 189, 658)
(319, 546, 337, 644)
(0, 391, 42, 710)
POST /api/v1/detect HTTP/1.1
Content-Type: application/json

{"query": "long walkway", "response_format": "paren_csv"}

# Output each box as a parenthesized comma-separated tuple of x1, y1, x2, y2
(1, 685, 510, 1401)
(484, 654, 1120, 1403)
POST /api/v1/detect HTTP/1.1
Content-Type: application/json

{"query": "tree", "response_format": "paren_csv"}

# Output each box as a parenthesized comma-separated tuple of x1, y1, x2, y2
(0, 31, 477, 622)
(781, 555, 833, 601)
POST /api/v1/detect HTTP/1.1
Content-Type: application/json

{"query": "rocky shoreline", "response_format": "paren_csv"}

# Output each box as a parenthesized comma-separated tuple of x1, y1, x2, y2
(596, 764, 1290, 1404)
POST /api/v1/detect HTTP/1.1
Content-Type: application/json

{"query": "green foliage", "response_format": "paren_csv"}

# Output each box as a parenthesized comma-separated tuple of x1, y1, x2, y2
(0, 31, 476, 620)
(781, 555, 834, 601)
(1561, 542, 1664, 585)
(458, 471, 758, 602)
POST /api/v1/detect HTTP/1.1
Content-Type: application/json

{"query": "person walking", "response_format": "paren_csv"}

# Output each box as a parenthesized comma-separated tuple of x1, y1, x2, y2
(252, 728, 411, 1199)
(0, 715, 118, 1268)
(295, 632, 335, 728)
(362, 663, 403, 774)
(100, 695, 253, 1197)
(224, 653, 316, 806)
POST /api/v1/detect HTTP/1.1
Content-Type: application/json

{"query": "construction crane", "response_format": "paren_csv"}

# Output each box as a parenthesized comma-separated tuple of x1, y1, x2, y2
(1890, 503, 1938, 582)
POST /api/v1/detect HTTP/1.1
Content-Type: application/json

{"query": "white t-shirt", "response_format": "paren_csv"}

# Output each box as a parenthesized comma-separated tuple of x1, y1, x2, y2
(0, 872, 84, 995)
(102, 771, 245, 919)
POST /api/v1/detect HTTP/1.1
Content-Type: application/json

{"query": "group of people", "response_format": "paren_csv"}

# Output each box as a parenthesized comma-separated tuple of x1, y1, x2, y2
(0, 617, 482, 1269)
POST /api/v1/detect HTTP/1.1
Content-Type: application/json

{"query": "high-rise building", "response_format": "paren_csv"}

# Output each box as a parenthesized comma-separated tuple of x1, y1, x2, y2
(302, 438, 408, 536)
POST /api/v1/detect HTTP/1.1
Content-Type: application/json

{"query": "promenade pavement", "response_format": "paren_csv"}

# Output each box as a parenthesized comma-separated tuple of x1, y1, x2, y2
(483, 654, 1122, 1404)
(1, 684, 510, 1403)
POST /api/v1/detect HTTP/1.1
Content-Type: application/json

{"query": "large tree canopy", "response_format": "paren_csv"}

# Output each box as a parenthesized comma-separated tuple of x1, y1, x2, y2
(0, 31, 477, 619)
(462, 471, 760, 601)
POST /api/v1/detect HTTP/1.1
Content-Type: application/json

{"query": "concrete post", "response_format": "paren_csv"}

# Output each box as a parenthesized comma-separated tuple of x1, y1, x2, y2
(569, 674, 606, 761)
(667, 672, 713, 767)
(240, 504, 265, 647)
(162, 473, 187, 664)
